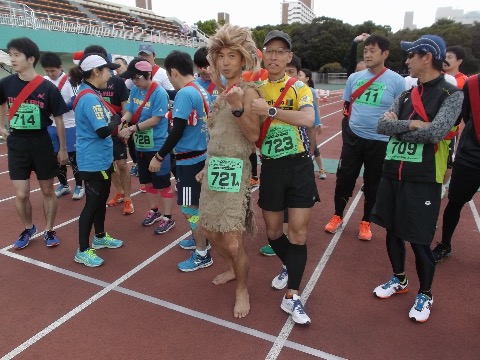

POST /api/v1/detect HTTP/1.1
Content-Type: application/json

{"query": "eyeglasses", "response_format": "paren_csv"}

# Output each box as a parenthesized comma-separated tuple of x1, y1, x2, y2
(132, 75, 144, 80)
(263, 47, 291, 57)
(407, 52, 427, 59)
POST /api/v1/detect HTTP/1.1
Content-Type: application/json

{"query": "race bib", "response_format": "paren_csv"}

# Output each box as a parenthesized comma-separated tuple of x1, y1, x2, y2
(10, 103, 41, 130)
(354, 80, 385, 106)
(134, 128, 154, 149)
(207, 157, 243, 193)
(385, 139, 423, 162)
(261, 125, 298, 158)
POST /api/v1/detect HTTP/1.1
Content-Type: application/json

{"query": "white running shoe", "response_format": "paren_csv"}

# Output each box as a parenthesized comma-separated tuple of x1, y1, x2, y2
(373, 275, 409, 299)
(55, 184, 71, 198)
(72, 186, 85, 200)
(271, 265, 288, 290)
(409, 294, 433, 322)
(280, 294, 311, 325)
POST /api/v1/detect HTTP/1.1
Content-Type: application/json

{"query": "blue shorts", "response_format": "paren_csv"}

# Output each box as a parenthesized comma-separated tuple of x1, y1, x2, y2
(48, 126, 76, 153)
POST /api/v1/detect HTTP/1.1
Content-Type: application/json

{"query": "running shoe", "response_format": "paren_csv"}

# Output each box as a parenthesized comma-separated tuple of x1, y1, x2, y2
(92, 233, 123, 249)
(44, 230, 60, 247)
(13, 225, 37, 249)
(142, 210, 162, 226)
(325, 215, 343, 234)
(281, 294, 311, 325)
(249, 176, 260, 187)
(107, 193, 125, 207)
(72, 186, 85, 200)
(272, 265, 288, 290)
(178, 251, 213, 272)
(319, 169, 327, 179)
(140, 186, 147, 193)
(123, 199, 134, 215)
(74, 248, 104, 267)
(373, 275, 409, 299)
(432, 242, 451, 263)
(178, 238, 211, 250)
(260, 244, 276, 256)
(130, 164, 138, 176)
(154, 217, 175, 234)
(358, 221, 372, 241)
(409, 293, 433, 323)
(55, 184, 71, 198)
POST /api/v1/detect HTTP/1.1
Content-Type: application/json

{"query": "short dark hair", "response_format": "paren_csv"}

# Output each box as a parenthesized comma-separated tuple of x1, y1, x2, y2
(287, 54, 301, 72)
(84, 45, 107, 57)
(301, 68, 314, 88)
(7, 37, 40, 66)
(164, 51, 194, 76)
(40, 52, 62, 68)
(193, 47, 209, 68)
(114, 57, 128, 66)
(446, 46, 466, 61)
(364, 34, 390, 53)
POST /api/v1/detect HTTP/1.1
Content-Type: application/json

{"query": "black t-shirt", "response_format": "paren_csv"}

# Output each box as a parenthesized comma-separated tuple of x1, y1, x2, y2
(0, 74, 68, 134)
(98, 75, 129, 115)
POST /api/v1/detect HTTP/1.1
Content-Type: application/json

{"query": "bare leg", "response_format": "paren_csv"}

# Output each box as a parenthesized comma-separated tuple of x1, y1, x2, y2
(116, 159, 131, 199)
(203, 229, 236, 285)
(38, 178, 57, 230)
(12, 180, 33, 228)
(111, 170, 123, 194)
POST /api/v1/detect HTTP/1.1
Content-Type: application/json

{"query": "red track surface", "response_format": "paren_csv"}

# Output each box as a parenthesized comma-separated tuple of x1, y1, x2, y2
(0, 92, 479, 359)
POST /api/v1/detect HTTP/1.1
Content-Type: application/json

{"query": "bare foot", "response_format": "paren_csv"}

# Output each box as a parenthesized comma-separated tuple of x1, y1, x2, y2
(212, 270, 236, 285)
(234, 288, 250, 318)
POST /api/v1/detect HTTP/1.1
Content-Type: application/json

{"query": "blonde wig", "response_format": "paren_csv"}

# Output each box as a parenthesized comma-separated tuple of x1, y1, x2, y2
(207, 24, 260, 79)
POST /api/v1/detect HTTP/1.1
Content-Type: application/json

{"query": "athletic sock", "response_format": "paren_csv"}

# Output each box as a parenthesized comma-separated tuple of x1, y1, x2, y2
(420, 290, 432, 299)
(395, 273, 406, 284)
(152, 207, 159, 213)
(95, 232, 105, 238)
(196, 249, 207, 257)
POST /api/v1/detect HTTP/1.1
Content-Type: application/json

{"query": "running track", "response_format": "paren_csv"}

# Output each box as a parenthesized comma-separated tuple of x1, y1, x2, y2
(0, 91, 479, 359)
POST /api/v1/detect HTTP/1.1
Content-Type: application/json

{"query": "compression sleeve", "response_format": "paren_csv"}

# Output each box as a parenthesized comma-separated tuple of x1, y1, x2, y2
(156, 117, 187, 158)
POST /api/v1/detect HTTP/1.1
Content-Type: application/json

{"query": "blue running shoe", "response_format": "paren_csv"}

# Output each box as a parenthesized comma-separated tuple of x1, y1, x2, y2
(72, 186, 85, 200)
(178, 238, 211, 250)
(92, 233, 123, 249)
(178, 251, 213, 272)
(55, 184, 71, 198)
(44, 230, 60, 247)
(74, 248, 104, 267)
(409, 293, 434, 322)
(14, 225, 37, 249)
(130, 164, 138, 176)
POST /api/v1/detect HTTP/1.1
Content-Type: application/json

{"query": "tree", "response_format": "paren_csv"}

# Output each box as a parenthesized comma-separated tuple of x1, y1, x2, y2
(196, 19, 219, 37)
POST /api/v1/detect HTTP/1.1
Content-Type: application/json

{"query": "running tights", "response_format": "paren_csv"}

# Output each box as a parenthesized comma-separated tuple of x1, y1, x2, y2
(386, 230, 435, 292)
(441, 199, 465, 246)
(269, 235, 307, 291)
(78, 177, 111, 251)
(58, 151, 81, 187)
(249, 152, 257, 177)
(128, 135, 137, 163)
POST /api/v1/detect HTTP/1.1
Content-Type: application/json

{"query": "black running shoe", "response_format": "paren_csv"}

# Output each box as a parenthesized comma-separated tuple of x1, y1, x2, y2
(432, 242, 451, 263)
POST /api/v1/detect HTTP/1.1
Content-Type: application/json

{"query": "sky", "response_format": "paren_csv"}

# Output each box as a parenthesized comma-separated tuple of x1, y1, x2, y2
(105, 0, 479, 32)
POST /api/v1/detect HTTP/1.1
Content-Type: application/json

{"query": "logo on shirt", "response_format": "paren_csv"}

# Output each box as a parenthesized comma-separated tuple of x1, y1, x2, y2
(425, 201, 431, 206)
(37, 93, 45, 99)
(93, 105, 104, 120)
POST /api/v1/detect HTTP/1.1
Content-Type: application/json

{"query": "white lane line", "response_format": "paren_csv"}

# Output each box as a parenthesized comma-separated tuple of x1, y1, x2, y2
(265, 190, 363, 360)
(468, 200, 480, 233)
(0, 231, 340, 359)
(0, 229, 188, 360)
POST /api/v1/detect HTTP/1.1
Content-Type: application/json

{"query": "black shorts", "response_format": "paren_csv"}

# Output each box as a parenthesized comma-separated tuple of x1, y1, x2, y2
(78, 164, 114, 182)
(371, 177, 441, 245)
(258, 154, 319, 211)
(112, 136, 128, 161)
(176, 161, 204, 206)
(137, 151, 171, 190)
(448, 162, 480, 204)
(7, 131, 57, 180)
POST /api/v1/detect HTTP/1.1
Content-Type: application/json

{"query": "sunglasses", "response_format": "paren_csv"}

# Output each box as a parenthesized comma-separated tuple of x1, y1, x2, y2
(132, 75, 144, 80)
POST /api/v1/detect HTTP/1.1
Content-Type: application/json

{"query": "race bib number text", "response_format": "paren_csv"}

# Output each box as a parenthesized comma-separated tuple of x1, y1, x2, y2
(208, 157, 243, 193)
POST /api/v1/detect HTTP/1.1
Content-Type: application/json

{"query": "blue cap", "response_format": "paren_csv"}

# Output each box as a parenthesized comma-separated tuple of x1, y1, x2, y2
(138, 43, 155, 55)
(400, 35, 447, 62)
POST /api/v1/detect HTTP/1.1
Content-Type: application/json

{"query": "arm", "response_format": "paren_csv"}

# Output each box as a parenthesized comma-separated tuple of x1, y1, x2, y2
(0, 103, 8, 139)
(347, 41, 358, 77)
(226, 86, 260, 143)
(95, 113, 122, 139)
(53, 116, 68, 165)
(156, 118, 186, 158)
(251, 97, 314, 127)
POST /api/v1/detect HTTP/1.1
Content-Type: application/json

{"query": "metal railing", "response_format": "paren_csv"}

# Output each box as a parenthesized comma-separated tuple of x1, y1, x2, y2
(0, 0, 205, 47)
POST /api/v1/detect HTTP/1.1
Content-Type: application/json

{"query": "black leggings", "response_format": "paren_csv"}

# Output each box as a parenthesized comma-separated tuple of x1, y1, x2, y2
(78, 172, 111, 251)
(57, 151, 82, 187)
(386, 230, 435, 292)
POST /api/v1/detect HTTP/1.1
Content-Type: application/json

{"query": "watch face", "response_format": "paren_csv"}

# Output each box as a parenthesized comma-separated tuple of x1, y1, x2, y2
(232, 108, 244, 117)
(268, 107, 277, 117)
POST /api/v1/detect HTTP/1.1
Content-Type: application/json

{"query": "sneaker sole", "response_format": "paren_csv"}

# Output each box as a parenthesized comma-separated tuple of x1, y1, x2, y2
(14, 241, 30, 250)
(179, 244, 196, 250)
(74, 257, 103, 267)
(142, 218, 162, 227)
(107, 200, 124, 207)
(272, 282, 287, 290)
(374, 287, 409, 299)
(409, 315, 429, 323)
(261, 252, 277, 256)
(178, 259, 213, 272)
(123, 210, 135, 215)
(154, 223, 175, 234)
(45, 242, 59, 247)
(325, 224, 342, 234)
(358, 234, 372, 241)
(434, 253, 451, 263)
(92, 244, 123, 249)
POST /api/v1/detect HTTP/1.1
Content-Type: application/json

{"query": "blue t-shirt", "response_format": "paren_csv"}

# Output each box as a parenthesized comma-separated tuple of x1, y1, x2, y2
(75, 82, 113, 171)
(343, 69, 406, 141)
(195, 77, 221, 103)
(310, 87, 321, 127)
(171, 81, 210, 165)
(126, 85, 169, 152)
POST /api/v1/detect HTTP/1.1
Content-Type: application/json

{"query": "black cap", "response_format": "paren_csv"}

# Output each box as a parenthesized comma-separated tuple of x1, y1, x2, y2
(118, 57, 153, 79)
(263, 30, 292, 49)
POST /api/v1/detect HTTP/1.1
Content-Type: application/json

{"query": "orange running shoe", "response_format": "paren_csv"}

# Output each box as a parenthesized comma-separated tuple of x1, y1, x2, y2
(123, 199, 134, 215)
(358, 221, 372, 241)
(107, 193, 125, 207)
(325, 215, 343, 233)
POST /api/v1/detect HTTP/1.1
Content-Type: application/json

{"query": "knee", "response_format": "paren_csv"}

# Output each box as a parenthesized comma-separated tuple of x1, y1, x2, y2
(16, 190, 30, 202)
(288, 227, 308, 245)
(266, 228, 283, 240)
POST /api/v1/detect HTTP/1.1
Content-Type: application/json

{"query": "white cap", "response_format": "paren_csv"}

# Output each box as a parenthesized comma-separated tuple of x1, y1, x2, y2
(79, 54, 120, 72)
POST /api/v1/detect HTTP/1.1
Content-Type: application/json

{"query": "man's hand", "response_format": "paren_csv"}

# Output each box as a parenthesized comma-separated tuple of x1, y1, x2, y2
(149, 156, 161, 173)
(383, 111, 398, 120)
(57, 149, 68, 165)
(0, 128, 8, 140)
(195, 168, 205, 183)
(251, 98, 270, 116)
(225, 86, 244, 109)
(354, 33, 370, 43)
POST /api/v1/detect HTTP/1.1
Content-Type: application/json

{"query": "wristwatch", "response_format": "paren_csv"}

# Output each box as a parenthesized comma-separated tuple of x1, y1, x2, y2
(231, 107, 245, 118)
(268, 107, 278, 117)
